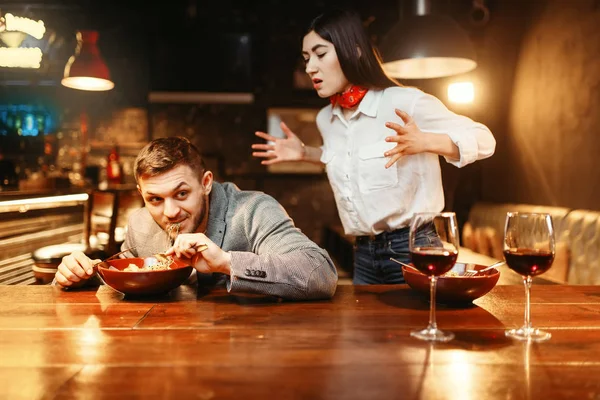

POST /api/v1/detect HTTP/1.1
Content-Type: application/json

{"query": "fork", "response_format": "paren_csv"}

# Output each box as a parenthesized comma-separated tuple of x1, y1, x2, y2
(389, 257, 413, 269)
(93, 247, 136, 270)
(463, 261, 505, 276)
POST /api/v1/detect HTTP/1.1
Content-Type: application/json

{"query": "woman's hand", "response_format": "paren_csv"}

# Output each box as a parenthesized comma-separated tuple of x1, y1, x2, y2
(165, 233, 231, 275)
(252, 121, 305, 165)
(383, 109, 429, 168)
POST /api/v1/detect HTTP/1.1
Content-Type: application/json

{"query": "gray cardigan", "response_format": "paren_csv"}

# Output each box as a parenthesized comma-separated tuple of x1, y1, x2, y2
(124, 182, 338, 300)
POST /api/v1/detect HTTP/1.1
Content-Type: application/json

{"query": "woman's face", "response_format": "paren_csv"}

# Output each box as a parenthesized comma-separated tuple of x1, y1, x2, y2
(302, 31, 350, 97)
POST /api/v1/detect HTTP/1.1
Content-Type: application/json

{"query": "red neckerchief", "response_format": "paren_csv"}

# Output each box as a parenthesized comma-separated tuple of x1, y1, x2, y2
(330, 85, 368, 109)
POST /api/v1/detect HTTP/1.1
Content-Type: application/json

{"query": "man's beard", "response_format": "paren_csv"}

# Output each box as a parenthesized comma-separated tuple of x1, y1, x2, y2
(194, 194, 209, 233)
(171, 194, 208, 235)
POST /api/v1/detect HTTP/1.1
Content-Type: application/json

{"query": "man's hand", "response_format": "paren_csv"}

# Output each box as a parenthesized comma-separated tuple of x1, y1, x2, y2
(165, 233, 232, 275)
(54, 251, 100, 288)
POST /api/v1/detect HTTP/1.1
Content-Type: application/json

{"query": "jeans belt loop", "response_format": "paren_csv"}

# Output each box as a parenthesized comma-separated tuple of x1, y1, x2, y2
(357, 232, 381, 243)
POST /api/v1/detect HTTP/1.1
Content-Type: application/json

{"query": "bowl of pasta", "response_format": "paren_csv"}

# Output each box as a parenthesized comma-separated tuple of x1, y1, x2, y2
(402, 262, 500, 305)
(97, 254, 193, 296)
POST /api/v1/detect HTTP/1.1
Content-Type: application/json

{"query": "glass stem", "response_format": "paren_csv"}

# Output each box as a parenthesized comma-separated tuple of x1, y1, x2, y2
(428, 276, 438, 330)
(523, 275, 533, 331)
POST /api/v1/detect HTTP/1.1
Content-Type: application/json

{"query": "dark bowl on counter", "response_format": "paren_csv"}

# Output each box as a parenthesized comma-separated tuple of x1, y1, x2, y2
(402, 262, 500, 305)
(97, 257, 193, 296)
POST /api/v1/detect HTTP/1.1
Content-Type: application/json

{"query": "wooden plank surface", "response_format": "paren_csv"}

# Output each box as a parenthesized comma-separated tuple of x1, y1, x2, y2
(1, 328, 599, 367)
(0, 364, 596, 400)
(0, 284, 599, 400)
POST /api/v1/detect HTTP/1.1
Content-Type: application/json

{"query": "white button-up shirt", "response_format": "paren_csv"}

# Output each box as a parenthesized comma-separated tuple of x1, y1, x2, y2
(316, 86, 496, 236)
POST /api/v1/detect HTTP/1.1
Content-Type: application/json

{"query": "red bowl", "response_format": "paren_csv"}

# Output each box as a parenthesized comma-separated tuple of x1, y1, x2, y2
(97, 257, 193, 296)
(402, 263, 500, 305)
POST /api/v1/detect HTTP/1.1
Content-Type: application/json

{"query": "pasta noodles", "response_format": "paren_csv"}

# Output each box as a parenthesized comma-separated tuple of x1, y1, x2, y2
(124, 253, 174, 272)
(166, 223, 180, 247)
(122, 223, 180, 272)
(443, 271, 460, 277)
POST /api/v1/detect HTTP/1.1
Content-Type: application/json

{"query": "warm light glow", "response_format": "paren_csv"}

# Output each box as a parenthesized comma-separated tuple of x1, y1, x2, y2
(2, 13, 46, 39)
(448, 82, 475, 104)
(0, 47, 42, 68)
(383, 57, 476, 80)
(444, 351, 475, 400)
(61, 30, 115, 91)
(61, 76, 115, 91)
(0, 193, 89, 213)
(0, 30, 26, 47)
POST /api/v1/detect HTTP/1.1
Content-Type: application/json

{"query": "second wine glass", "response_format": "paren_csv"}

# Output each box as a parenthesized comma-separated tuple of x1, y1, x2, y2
(503, 212, 555, 342)
(409, 212, 459, 342)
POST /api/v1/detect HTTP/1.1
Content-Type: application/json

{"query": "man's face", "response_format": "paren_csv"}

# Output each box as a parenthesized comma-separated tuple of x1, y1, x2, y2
(137, 164, 213, 236)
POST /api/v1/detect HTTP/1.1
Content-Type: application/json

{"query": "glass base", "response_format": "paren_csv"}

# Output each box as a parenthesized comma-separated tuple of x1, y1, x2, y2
(505, 327, 551, 342)
(410, 327, 454, 342)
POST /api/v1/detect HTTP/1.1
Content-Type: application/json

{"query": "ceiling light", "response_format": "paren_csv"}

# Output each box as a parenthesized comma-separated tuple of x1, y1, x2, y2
(379, 0, 477, 79)
(61, 30, 114, 91)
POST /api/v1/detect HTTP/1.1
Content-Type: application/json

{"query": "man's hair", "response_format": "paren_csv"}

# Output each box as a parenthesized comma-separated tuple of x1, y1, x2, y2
(305, 8, 401, 90)
(134, 136, 206, 183)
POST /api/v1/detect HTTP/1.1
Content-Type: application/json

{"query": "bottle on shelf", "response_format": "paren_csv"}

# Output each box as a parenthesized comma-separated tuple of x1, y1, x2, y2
(106, 144, 122, 184)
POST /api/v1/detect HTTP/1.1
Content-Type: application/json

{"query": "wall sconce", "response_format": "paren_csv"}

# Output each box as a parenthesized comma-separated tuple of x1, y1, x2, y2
(0, 12, 45, 69)
(379, 0, 477, 79)
(448, 81, 475, 104)
(61, 30, 114, 91)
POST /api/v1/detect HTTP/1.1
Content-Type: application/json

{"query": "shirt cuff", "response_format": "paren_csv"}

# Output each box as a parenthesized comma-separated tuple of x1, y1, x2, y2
(226, 251, 274, 293)
(320, 146, 333, 164)
(444, 131, 478, 167)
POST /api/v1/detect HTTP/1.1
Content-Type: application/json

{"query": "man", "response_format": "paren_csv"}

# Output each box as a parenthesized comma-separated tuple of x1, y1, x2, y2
(55, 136, 338, 300)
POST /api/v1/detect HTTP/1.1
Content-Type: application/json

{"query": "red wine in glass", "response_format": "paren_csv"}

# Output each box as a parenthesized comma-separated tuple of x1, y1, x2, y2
(409, 212, 459, 342)
(503, 248, 554, 277)
(410, 247, 458, 276)
(503, 212, 555, 342)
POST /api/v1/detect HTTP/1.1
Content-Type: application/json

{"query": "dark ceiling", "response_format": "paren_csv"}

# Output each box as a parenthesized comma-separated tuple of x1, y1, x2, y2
(0, 0, 480, 106)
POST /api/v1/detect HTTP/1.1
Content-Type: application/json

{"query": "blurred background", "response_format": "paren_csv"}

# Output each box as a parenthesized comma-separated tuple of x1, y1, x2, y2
(0, 0, 598, 282)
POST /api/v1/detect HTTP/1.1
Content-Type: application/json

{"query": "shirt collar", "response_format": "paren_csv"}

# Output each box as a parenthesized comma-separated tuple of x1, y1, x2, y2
(358, 89, 382, 117)
(329, 88, 383, 121)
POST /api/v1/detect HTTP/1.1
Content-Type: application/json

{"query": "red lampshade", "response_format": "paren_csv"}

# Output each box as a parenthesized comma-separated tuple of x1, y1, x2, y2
(61, 30, 114, 91)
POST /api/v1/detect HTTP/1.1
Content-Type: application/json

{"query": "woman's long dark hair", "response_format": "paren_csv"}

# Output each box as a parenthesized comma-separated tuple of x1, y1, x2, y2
(306, 8, 401, 90)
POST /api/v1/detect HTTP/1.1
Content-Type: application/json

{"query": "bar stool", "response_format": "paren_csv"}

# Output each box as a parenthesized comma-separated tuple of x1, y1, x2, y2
(87, 184, 142, 255)
(31, 184, 142, 284)
(32, 243, 106, 284)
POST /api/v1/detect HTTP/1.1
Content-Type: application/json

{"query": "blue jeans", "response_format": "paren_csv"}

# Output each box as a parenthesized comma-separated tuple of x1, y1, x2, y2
(353, 225, 438, 285)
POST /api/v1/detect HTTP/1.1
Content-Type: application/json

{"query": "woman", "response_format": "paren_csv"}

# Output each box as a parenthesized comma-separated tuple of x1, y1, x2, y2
(252, 8, 496, 284)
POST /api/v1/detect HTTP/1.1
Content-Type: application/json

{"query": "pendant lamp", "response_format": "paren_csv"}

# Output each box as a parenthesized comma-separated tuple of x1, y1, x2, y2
(61, 30, 114, 91)
(379, 0, 477, 79)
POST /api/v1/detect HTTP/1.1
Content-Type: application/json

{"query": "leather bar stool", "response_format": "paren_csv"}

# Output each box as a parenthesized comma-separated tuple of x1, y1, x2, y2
(32, 243, 107, 284)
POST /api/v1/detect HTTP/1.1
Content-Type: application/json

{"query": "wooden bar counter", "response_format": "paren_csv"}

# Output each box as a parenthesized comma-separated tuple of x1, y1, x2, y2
(0, 283, 598, 399)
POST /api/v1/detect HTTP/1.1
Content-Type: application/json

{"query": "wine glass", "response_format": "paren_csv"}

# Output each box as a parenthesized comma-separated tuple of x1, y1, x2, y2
(409, 212, 459, 342)
(503, 212, 555, 342)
